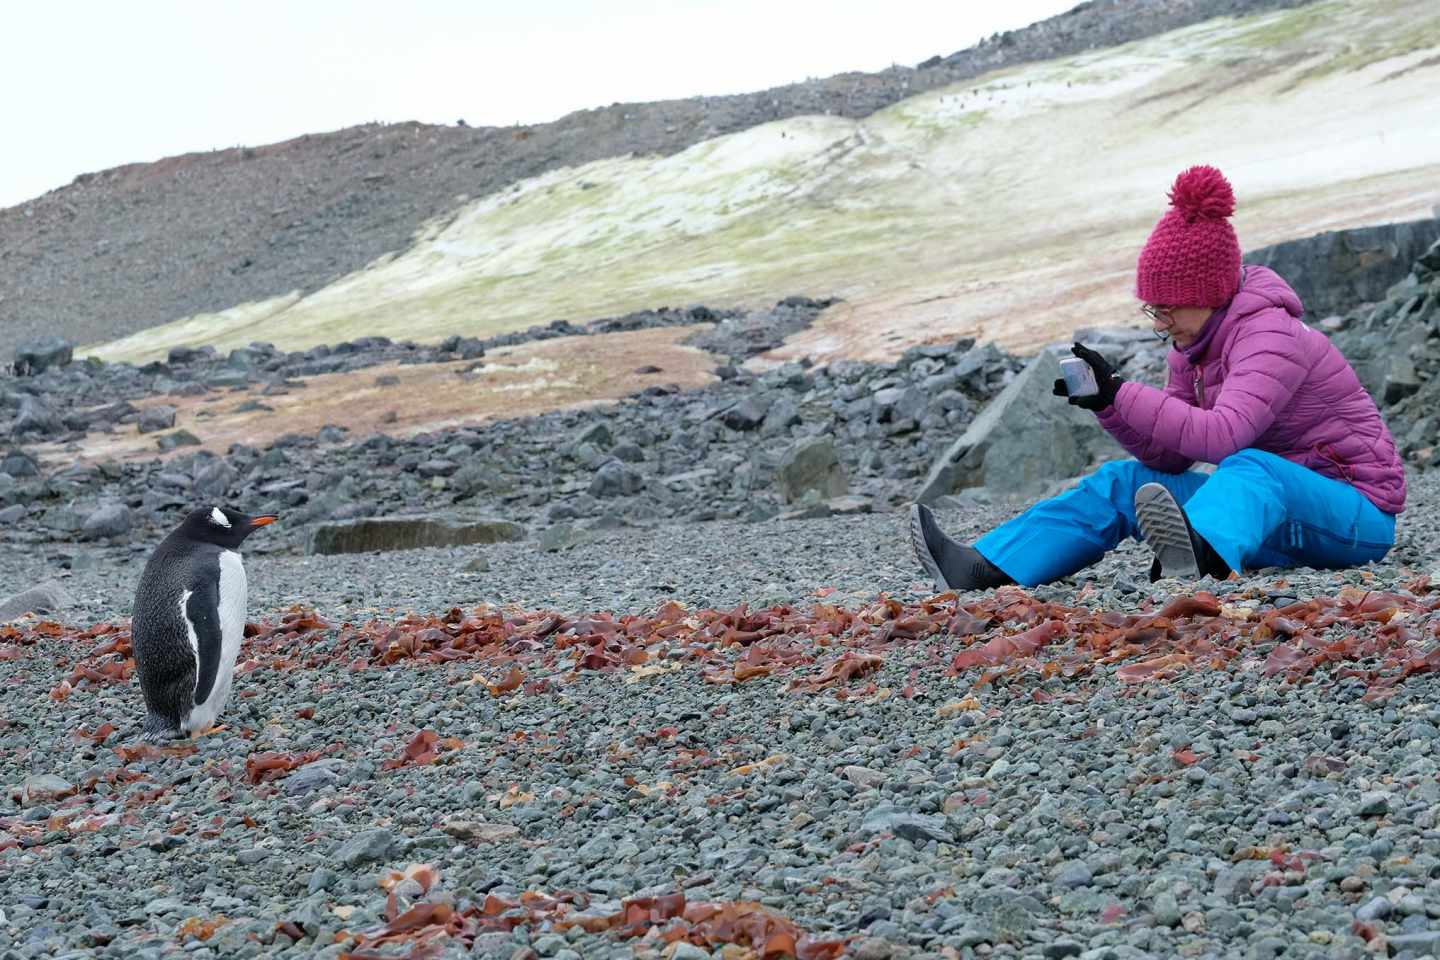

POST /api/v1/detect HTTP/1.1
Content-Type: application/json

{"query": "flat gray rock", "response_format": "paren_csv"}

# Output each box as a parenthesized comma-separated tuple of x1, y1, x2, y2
(333, 828, 394, 868)
(0, 579, 71, 622)
(282, 759, 347, 796)
(306, 515, 525, 555)
(861, 804, 952, 844)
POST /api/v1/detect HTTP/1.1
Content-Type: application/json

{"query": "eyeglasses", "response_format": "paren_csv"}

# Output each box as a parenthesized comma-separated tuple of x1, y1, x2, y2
(1140, 304, 1176, 342)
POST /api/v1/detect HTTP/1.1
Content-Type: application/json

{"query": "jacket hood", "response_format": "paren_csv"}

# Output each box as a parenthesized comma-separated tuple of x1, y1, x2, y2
(1230, 264, 1304, 320)
(1182, 264, 1303, 365)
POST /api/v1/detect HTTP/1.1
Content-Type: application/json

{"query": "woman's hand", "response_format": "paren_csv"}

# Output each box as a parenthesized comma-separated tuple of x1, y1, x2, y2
(1052, 342, 1123, 411)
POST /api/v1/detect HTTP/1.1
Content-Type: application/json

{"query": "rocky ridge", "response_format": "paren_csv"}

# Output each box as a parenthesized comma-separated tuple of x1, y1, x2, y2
(0, 316, 1028, 557)
(4, 223, 1438, 565)
(1330, 237, 1440, 467)
(0, 298, 831, 449)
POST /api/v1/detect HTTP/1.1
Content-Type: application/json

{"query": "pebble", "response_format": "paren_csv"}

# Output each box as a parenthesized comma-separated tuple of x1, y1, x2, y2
(1389, 932, 1440, 954)
(1355, 896, 1392, 921)
(1055, 861, 1094, 889)
(333, 828, 393, 868)
(1152, 891, 1181, 927)
(667, 945, 712, 960)
(1357, 791, 1392, 816)
(850, 938, 896, 960)
(843, 765, 886, 788)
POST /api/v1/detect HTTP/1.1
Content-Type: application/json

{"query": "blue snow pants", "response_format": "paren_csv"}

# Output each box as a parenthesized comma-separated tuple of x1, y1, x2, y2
(973, 449, 1397, 587)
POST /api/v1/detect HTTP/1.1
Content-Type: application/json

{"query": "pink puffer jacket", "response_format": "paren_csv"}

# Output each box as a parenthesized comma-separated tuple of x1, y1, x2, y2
(1096, 265, 1406, 514)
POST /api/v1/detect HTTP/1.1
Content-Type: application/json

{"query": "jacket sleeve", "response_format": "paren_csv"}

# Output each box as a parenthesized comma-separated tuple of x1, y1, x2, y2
(1108, 312, 1308, 463)
(1096, 370, 1196, 474)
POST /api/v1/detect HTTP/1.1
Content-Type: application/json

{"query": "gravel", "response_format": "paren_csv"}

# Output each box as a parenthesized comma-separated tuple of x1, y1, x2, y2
(4, 466, 1440, 959)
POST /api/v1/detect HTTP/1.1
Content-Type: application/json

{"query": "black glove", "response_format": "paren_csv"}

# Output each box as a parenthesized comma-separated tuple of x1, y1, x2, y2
(1051, 342, 1122, 412)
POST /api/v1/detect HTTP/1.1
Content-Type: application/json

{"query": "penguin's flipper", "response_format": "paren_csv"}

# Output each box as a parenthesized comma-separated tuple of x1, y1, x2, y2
(184, 581, 224, 706)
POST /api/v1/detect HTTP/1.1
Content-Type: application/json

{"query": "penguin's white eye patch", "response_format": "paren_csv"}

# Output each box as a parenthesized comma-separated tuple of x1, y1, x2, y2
(210, 508, 231, 528)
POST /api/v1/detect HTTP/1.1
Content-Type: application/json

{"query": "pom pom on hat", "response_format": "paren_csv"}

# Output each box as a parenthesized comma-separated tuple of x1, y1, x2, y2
(1136, 165, 1242, 308)
(1167, 165, 1235, 223)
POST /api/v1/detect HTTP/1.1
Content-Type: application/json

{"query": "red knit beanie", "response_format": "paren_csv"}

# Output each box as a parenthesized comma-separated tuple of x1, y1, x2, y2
(1136, 165, 1242, 308)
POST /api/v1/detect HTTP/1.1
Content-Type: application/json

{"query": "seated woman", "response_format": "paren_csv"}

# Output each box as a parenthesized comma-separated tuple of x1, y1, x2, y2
(910, 165, 1406, 590)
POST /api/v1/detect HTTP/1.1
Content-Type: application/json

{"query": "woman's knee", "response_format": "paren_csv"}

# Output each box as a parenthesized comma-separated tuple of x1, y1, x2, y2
(1217, 448, 1281, 471)
(1091, 458, 1146, 483)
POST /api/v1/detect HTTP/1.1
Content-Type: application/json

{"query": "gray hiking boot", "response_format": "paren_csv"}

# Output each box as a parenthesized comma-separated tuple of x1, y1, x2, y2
(1134, 482, 1232, 581)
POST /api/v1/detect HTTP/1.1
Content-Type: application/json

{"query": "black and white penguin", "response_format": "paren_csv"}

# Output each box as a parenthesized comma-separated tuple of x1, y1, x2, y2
(131, 506, 277, 741)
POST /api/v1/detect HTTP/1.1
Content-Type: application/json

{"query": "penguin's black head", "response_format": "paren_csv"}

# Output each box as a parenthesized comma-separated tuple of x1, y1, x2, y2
(178, 506, 278, 549)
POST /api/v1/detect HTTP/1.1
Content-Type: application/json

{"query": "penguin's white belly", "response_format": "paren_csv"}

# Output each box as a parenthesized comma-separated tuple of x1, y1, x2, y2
(183, 550, 247, 732)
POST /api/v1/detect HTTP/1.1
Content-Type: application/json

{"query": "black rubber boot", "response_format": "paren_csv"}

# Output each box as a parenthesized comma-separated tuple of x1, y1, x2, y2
(1134, 482, 1232, 581)
(909, 503, 1015, 592)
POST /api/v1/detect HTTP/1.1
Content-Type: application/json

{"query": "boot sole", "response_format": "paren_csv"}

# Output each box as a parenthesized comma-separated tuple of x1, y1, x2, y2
(1134, 482, 1199, 579)
(909, 504, 950, 592)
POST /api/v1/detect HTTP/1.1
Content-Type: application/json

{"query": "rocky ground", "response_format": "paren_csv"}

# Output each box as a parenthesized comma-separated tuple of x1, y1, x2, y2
(1, 0, 1315, 351)
(3, 235, 1439, 960)
(0, 295, 1041, 557)
(8, 229, 1437, 566)
(4, 386, 1440, 960)
(3, 469, 1440, 960)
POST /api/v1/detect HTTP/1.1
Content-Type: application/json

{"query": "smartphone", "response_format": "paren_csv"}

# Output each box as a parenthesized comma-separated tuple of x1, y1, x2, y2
(1059, 357, 1099, 398)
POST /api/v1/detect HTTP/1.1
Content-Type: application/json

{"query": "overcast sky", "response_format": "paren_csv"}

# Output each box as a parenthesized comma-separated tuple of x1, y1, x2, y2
(2, 1, 1077, 210)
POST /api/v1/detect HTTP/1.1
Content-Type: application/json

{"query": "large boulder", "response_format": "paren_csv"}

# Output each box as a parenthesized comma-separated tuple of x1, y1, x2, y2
(12, 337, 74, 376)
(1, 450, 39, 478)
(1244, 218, 1440, 319)
(227, 347, 263, 370)
(137, 405, 178, 434)
(721, 396, 772, 431)
(307, 516, 525, 555)
(570, 422, 613, 451)
(206, 368, 252, 388)
(777, 437, 849, 503)
(589, 460, 645, 498)
(192, 460, 238, 498)
(80, 502, 133, 540)
(167, 345, 208, 365)
(917, 348, 1119, 503)
(760, 398, 801, 437)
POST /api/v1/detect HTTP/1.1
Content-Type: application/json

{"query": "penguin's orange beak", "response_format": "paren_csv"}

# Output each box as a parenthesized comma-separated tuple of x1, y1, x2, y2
(249, 515, 278, 528)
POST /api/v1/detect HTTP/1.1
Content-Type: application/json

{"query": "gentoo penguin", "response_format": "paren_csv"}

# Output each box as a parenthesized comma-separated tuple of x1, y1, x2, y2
(131, 506, 276, 741)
